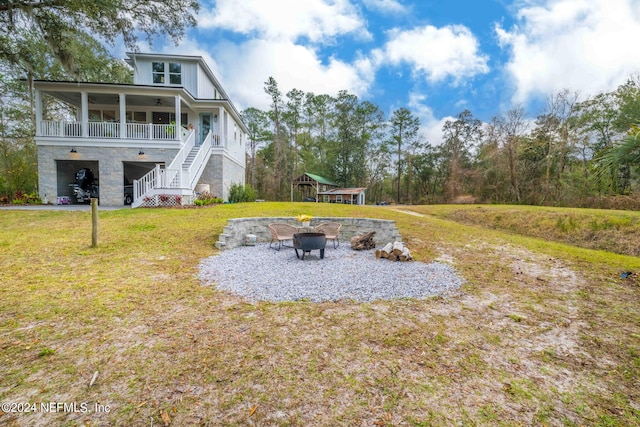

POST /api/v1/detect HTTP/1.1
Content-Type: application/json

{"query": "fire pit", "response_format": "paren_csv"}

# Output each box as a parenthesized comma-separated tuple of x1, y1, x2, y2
(293, 232, 326, 260)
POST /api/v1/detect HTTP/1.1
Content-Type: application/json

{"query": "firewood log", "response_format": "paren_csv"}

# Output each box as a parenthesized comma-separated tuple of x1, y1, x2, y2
(351, 231, 376, 250)
(392, 241, 404, 256)
(378, 242, 393, 258)
(399, 246, 412, 261)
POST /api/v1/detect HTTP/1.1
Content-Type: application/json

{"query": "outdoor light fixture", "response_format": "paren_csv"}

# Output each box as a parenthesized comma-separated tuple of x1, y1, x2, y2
(213, 115, 218, 123)
(70, 147, 77, 153)
(138, 150, 145, 156)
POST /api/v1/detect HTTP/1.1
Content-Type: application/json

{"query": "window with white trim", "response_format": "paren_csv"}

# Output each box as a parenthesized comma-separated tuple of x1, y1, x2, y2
(152, 62, 165, 84)
(152, 62, 182, 85)
(169, 63, 181, 84)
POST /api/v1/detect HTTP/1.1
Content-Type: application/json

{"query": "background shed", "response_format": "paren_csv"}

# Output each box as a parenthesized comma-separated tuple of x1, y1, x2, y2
(318, 188, 366, 205)
(291, 173, 339, 201)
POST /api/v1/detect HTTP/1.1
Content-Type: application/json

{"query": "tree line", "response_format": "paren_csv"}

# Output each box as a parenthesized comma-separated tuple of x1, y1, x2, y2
(244, 77, 640, 208)
(0, 0, 638, 208)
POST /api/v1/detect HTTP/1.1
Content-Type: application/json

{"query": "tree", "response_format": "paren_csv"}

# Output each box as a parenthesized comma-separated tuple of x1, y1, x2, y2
(330, 91, 360, 187)
(614, 74, 640, 133)
(441, 110, 482, 200)
(484, 107, 527, 202)
(594, 125, 640, 192)
(0, 73, 36, 199)
(575, 92, 619, 191)
(301, 93, 334, 175)
(0, 0, 199, 77)
(242, 108, 271, 189)
(388, 107, 419, 204)
(531, 90, 580, 203)
(283, 88, 305, 175)
(263, 77, 292, 199)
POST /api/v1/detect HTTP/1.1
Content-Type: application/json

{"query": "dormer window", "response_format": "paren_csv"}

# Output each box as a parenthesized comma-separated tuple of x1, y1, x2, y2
(152, 62, 182, 85)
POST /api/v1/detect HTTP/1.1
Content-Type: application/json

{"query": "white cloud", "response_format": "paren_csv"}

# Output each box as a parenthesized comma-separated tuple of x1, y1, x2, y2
(375, 25, 490, 83)
(198, 0, 368, 42)
(362, 0, 407, 14)
(496, 0, 640, 104)
(407, 92, 452, 146)
(209, 39, 375, 111)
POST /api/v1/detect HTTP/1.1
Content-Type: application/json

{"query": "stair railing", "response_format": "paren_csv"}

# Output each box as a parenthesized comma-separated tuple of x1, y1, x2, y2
(186, 131, 214, 189)
(167, 129, 195, 172)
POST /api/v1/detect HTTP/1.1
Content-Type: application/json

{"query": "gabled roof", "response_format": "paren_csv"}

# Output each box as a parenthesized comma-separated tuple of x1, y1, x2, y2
(125, 52, 232, 101)
(299, 173, 339, 186)
(293, 172, 338, 187)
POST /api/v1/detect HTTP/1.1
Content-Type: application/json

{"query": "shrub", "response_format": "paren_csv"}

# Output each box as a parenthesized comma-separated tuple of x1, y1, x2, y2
(228, 183, 256, 203)
(195, 192, 223, 206)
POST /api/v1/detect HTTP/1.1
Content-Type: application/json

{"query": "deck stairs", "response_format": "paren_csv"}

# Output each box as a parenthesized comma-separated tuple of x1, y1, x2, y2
(131, 130, 214, 207)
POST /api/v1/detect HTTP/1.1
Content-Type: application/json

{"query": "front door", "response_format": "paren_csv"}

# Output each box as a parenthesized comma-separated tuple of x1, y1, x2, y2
(199, 113, 212, 146)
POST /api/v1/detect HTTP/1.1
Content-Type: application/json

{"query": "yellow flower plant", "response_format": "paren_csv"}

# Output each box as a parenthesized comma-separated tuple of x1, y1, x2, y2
(296, 214, 313, 223)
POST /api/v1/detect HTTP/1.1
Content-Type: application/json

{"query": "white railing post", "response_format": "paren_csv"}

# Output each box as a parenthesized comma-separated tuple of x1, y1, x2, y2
(35, 90, 42, 136)
(119, 93, 126, 139)
(155, 164, 161, 187)
(133, 178, 139, 201)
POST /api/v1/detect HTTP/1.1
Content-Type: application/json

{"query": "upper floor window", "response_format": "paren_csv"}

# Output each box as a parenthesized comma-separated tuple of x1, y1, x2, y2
(152, 62, 182, 85)
(152, 62, 165, 83)
(169, 63, 181, 84)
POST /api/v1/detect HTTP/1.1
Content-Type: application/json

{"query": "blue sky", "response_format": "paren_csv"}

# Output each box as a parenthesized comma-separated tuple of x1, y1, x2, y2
(130, 0, 640, 143)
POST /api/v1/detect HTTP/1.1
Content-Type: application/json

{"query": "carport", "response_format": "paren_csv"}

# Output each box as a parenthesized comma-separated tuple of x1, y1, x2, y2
(123, 161, 162, 205)
(56, 160, 99, 203)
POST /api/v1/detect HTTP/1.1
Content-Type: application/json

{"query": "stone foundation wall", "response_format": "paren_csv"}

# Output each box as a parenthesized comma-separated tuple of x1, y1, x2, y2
(215, 217, 402, 250)
(198, 151, 245, 201)
(38, 145, 178, 206)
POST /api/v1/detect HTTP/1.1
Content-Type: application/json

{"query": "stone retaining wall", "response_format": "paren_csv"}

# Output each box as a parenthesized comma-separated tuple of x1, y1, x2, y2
(215, 217, 402, 250)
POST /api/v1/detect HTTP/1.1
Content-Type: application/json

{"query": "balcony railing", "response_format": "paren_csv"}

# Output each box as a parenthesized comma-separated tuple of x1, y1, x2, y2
(38, 120, 182, 141)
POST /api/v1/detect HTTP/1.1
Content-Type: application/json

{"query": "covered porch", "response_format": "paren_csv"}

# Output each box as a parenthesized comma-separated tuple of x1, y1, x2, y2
(33, 81, 223, 145)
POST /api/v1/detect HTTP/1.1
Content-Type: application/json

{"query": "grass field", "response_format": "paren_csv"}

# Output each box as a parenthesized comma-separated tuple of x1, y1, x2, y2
(0, 202, 639, 426)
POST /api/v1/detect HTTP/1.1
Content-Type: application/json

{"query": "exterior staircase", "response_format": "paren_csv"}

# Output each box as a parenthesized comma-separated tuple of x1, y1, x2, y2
(183, 146, 200, 171)
(131, 130, 214, 208)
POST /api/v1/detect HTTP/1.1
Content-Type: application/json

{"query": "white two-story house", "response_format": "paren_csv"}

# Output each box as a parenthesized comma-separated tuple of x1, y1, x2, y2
(34, 52, 248, 207)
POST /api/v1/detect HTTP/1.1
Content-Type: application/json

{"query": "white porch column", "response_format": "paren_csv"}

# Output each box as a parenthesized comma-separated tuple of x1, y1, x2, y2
(119, 93, 126, 139)
(216, 107, 222, 143)
(174, 95, 181, 140)
(35, 89, 42, 136)
(223, 110, 228, 147)
(81, 91, 89, 137)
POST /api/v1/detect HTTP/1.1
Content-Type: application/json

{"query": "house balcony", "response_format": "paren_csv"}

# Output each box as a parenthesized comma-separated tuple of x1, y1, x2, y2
(37, 120, 188, 142)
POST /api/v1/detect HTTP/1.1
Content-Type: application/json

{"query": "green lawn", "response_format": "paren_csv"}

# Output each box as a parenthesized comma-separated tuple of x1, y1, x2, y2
(0, 203, 639, 426)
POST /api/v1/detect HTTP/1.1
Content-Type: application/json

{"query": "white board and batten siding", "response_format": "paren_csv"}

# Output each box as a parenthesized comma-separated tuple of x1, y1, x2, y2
(197, 63, 218, 99)
(131, 57, 199, 96)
